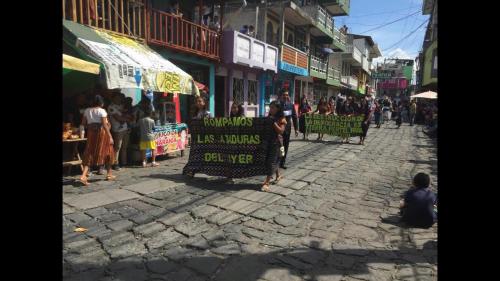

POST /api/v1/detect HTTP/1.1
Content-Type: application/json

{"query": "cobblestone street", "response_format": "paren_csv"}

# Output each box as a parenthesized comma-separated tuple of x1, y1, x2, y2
(63, 123, 437, 281)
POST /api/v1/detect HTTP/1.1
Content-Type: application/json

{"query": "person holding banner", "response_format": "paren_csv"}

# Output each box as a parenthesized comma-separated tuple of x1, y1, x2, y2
(339, 97, 355, 144)
(359, 98, 374, 145)
(279, 90, 298, 169)
(298, 96, 312, 140)
(328, 97, 337, 116)
(193, 96, 211, 119)
(185, 96, 211, 178)
(230, 103, 245, 117)
(262, 101, 287, 192)
(313, 97, 329, 141)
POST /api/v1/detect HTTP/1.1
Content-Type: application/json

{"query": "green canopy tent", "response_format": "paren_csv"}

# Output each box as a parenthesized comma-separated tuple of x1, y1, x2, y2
(63, 53, 102, 95)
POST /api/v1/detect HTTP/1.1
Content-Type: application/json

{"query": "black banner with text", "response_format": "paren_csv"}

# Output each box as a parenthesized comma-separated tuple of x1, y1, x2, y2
(183, 117, 276, 178)
(305, 114, 364, 137)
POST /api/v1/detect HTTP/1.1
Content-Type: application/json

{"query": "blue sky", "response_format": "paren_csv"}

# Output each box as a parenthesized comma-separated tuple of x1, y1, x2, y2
(335, 0, 430, 66)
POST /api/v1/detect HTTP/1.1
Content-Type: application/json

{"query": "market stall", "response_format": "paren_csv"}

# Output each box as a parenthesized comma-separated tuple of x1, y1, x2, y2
(63, 20, 199, 163)
(62, 54, 101, 174)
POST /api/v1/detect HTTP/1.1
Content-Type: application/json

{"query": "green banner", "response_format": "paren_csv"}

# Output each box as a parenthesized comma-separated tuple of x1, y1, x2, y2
(305, 114, 364, 137)
(372, 72, 392, 79)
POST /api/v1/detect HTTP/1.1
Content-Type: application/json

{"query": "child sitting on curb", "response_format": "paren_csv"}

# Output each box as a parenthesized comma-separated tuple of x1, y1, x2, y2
(400, 172, 437, 228)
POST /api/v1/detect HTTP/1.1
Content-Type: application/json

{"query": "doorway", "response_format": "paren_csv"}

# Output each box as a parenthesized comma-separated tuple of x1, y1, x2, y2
(215, 76, 226, 117)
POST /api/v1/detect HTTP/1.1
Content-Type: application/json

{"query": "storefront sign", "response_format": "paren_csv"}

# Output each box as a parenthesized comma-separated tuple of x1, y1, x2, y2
(305, 114, 364, 137)
(377, 78, 408, 89)
(278, 61, 308, 76)
(372, 72, 393, 79)
(146, 123, 188, 158)
(183, 117, 276, 178)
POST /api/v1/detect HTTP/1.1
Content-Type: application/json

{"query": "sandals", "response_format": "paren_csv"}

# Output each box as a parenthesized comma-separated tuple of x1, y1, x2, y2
(261, 184, 270, 192)
(272, 175, 284, 185)
(78, 177, 89, 186)
(106, 175, 117, 181)
(151, 162, 159, 167)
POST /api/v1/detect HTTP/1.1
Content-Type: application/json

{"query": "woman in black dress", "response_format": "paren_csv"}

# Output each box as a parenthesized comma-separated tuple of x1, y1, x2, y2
(298, 96, 312, 140)
(359, 98, 374, 145)
(340, 97, 355, 143)
(262, 101, 286, 192)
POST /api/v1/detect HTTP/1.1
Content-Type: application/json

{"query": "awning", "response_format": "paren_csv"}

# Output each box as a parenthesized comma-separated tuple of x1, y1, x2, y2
(411, 91, 437, 99)
(63, 20, 199, 96)
(63, 54, 100, 75)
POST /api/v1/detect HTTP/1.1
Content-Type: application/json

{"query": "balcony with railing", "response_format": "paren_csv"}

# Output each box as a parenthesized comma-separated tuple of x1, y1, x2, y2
(362, 56, 370, 74)
(327, 66, 341, 86)
(222, 30, 278, 72)
(341, 75, 358, 89)
(147, 9, 220, 60)
(63, 0, 147, 39)
(319, 0, 350, 16)
(301, 4, 335, 39)
(309, 55, 328, 79)
(332, 28, 347, 51)
(350, 75, 358, 89)
(344, 44, 362, 65)
(279, 43, 309, 76)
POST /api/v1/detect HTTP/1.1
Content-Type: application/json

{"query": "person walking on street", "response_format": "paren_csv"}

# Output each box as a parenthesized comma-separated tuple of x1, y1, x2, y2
(78, 95, 116, 186)
(261, 101, 286, 192)
(359, 98, 374, 145)
(313, 97, 329, 141)
(298, 96, 312, 140)
(382, 96, 392, 126)
(374, 100, 382, 128)
(328, 96, 336, 114)
(226, 103, 245, 184)
(185, 96, 211, 178)
(409, 99, 417, 126)
(108, 92, 130, 170)
(339, 97, 355, 143)
(279, 90, 298, 169)
(395, 102, 402, 128)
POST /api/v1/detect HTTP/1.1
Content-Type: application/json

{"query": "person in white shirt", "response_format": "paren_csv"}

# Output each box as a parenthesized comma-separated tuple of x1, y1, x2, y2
(79, 95, 116, 185)
(108, 92, 130, 170)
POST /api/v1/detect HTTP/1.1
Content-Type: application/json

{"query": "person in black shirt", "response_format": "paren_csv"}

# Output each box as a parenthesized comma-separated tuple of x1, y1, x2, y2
(400, 173, 437, 228)
(279, 90, 298, 169)
(340, 97, 355, 144)
(229, 103, 245, 117)
(358, 98, 374, 145)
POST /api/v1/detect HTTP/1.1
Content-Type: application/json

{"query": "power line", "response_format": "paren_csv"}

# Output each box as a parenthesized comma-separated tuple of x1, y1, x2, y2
(345, 5, 421, 18)
(359, 10, 422, 34)
(398, 0, 414, 39)
(400, 20, 425, 51)
(382, 20, 429, 52)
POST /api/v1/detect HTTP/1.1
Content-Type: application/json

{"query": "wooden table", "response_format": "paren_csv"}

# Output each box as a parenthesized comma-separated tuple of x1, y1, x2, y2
(63, 138, 86, 175)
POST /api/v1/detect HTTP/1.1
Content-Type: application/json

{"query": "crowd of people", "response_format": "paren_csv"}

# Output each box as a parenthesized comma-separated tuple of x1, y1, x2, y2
(64, 89, 159, 185)
(66, 88, 437, 228)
